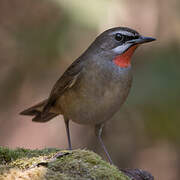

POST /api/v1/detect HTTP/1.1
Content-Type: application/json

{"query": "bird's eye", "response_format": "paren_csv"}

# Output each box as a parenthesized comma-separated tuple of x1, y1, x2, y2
(115, 33, 123, 41)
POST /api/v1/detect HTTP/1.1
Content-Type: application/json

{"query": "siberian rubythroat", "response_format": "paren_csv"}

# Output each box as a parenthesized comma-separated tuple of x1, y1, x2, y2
(20, 27, 156, 164)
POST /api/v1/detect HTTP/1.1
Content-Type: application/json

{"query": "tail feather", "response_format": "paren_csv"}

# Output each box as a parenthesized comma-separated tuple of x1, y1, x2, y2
(32, 112, 58, 122)
(20, 99, 47, 116)
(20, 99, 58, 122)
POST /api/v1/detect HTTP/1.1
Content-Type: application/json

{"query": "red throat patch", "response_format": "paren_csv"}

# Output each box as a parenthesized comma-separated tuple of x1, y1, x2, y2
(113, 45, 138, 68)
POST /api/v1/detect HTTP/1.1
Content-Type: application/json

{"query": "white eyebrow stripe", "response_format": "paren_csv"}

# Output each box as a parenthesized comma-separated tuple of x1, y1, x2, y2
(110, 30, 134, 37)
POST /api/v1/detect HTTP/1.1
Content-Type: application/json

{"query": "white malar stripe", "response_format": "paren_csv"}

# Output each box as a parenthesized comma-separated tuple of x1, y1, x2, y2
(112, 44, 130, 54)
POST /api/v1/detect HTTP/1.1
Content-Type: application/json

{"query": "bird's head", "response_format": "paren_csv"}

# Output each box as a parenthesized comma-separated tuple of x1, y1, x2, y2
(90, 27, 156, 68)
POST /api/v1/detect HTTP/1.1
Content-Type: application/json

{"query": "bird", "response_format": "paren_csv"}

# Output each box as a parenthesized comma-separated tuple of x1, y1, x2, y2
(20, 27, 155, 164)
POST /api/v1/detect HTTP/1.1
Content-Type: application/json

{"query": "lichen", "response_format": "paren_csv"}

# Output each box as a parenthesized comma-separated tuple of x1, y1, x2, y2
(0, 147, 130, 180)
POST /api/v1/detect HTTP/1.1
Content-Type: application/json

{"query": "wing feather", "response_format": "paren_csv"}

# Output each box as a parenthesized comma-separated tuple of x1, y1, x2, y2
(42, 58, 84, 116)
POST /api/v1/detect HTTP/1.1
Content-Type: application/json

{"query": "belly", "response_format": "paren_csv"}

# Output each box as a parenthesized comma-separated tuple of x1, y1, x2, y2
(56, 66, 132, 125)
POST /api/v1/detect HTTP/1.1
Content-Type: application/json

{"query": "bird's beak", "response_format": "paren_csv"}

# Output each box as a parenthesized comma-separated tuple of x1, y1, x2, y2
(128, 36, 156, 45)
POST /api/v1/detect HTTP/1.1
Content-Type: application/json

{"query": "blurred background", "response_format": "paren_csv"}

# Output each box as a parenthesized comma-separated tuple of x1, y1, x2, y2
(0, 0, 180, 179)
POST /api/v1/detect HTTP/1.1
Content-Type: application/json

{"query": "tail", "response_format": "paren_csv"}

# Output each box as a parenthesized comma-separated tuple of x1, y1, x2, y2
(20, 99, 58, 122)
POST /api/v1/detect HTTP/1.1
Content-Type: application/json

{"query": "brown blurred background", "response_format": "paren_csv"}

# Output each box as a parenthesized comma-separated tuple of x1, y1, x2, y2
(0, 0, 180, 179)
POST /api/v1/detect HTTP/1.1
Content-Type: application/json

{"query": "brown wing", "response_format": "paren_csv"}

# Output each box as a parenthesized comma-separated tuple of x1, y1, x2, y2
(42, 58, 84, 116)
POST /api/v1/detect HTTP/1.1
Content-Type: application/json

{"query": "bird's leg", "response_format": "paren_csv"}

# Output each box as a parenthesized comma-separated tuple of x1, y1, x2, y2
(64, 117, 72, 150)
(95, 124, 113, 164)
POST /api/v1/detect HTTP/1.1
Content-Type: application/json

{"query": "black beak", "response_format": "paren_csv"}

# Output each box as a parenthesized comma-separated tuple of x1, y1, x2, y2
(128, 36, 156, 44)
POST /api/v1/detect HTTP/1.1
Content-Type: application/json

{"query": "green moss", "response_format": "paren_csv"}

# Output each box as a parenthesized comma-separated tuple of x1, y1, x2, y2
(0, 147, 59, 164)
(0, 147, 130, 180)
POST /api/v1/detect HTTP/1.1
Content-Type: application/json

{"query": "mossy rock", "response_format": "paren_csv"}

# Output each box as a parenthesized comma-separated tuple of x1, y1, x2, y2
(0, 147, 130, 180)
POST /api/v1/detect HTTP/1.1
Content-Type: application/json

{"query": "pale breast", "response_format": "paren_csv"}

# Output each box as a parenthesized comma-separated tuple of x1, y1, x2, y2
(57, 61, 132, 125)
